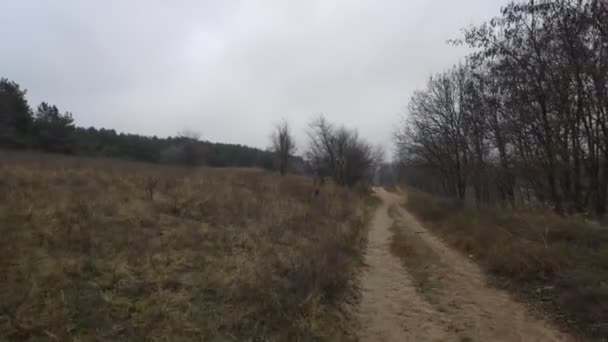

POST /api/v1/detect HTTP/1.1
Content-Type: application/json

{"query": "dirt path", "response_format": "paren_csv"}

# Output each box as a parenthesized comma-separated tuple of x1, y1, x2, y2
(356, 188, 569, 342)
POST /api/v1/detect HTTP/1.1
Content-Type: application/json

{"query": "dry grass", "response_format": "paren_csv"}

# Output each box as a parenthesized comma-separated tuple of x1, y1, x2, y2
(388, 205, 443, 304)
(403, 189, 608, 341)
(0, 150, 374, 341)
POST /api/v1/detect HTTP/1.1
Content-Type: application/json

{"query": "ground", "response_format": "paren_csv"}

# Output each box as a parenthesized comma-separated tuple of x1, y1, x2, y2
(355, 188, 570, 342)
(0, 151, 589, 341)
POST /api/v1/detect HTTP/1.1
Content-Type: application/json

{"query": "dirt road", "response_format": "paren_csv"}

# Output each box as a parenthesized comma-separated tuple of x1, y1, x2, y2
(356, 188, 569, 342)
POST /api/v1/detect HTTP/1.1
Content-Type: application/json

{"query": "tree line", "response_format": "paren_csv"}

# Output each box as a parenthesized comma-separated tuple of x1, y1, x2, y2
(395, 0, 608, 216)
(0, 77, 289, 170)
(1, 77, 380, 186)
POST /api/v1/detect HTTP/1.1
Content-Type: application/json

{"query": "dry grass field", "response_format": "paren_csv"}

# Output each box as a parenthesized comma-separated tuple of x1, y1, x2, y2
(402, 189, 608, 340)
(0, 151, 374, 341)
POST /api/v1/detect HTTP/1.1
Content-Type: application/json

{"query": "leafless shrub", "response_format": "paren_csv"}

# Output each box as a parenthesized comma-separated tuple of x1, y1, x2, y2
(143, 176, 159, 200)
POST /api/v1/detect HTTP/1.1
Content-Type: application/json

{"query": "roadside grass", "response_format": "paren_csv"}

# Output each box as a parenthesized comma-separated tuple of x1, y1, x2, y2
(387, 206, 443, 303)
(0, 151, 374, 341)
(402, 189, 608, 341)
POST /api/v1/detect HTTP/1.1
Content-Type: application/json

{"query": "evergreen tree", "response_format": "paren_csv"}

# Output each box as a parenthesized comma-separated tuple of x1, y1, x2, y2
(0, 78, 33, 146)
(33, 102, 75, 153)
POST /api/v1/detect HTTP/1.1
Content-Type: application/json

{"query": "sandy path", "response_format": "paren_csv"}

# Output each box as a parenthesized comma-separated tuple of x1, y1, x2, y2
(355, 188, 569, 342)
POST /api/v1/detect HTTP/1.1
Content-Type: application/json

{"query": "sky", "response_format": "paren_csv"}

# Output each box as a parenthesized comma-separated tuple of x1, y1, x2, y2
(1, 0, 509, 155)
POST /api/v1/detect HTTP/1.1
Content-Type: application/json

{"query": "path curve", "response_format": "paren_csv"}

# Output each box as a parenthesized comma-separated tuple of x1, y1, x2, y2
(355, 187, 569, 342)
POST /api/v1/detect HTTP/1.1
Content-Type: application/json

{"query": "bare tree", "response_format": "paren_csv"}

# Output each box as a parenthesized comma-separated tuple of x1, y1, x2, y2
(396, 0, 608, 217)
(270, 119, 296, 176)
(395, 65, 474, 200)
(178, 129, 204, 166)
(178, 129, 201, 141)
(306, 116, 334, 182)
(306, 115, 378, 187)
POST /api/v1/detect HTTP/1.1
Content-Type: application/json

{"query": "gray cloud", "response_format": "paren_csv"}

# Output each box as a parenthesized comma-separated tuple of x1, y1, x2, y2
(1, 0, 509, 153)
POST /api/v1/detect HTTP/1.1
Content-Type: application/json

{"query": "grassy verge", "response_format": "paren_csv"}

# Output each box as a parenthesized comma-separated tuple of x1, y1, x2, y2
(403, 189, 608, 340)
(0, 151, 373, 341)
(387, 206, 443, 304)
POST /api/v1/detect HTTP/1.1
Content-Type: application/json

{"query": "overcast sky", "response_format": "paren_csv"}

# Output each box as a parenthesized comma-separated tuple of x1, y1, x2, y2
(1, 0, 509, 154)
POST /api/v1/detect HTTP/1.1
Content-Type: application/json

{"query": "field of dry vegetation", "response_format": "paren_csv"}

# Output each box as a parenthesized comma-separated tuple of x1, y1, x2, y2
(0, 151, 374, 341)
(402, 189, 608, 340)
